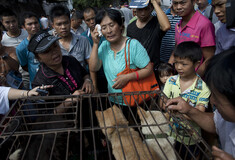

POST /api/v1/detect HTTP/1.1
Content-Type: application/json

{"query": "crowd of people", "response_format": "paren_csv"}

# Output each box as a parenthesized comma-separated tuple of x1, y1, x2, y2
(0, 0, 234, 159)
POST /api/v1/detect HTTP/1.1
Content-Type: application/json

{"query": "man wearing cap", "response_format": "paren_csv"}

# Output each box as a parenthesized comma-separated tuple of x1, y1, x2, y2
(127, 0, 170, 69)
(29, 31, 93, 102)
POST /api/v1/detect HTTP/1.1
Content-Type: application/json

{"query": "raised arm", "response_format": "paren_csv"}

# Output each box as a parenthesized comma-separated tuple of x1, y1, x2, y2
(151, 0, 171, 31)
(89, 29, 102, 72)
(0, 49, 19, 72)
(196, 46, 215, 77)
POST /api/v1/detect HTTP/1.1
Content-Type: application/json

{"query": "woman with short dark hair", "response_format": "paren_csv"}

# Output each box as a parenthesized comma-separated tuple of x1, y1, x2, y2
(89, 9, 153, 105)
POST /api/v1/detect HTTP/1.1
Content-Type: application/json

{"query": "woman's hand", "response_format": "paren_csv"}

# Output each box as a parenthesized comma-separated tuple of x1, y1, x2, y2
(82, 79, 94, 94)
(91, 27, 100, 45)
(28, 85, 54, 96)
(112, 74, 130, 89)
(212, 146, 235, 160)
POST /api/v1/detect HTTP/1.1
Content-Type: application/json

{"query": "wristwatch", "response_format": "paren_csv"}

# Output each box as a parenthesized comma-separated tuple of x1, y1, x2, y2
(1, 53, 9, 60)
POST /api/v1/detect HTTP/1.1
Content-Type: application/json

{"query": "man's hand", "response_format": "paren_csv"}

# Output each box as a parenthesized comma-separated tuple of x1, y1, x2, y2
(166, 97, 192, 114)
(212, 146, 235, 160)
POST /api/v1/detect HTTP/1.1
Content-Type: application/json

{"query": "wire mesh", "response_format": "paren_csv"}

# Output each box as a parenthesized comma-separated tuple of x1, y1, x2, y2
(0, 91, 212, 160)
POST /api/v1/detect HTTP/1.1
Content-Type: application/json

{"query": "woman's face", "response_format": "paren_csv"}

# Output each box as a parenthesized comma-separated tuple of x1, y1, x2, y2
(37, 42, 62, 68)
(100, 15, 123, 44)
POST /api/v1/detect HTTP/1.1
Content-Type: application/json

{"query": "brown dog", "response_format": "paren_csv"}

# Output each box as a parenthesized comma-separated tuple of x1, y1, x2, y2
(137, 107, 177, 160)
(95, 105, 160, 160)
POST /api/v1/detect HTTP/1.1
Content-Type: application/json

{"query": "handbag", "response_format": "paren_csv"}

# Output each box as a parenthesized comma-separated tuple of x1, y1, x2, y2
(117, 39, 159, 106)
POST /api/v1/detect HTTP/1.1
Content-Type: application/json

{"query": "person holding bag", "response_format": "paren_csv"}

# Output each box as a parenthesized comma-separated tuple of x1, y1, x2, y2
(89, 8, 158, 106)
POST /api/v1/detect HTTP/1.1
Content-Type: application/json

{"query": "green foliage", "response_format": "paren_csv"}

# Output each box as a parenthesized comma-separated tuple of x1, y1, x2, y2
(73, 0, 116, 10)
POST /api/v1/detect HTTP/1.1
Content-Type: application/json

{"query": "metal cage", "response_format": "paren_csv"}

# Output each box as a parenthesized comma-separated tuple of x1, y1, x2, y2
(0, 91, 212, 160)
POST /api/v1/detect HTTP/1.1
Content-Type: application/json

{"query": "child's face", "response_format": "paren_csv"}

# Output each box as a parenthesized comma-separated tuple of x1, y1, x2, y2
(160, 72, 173, 84)
(174, 57, 197, 78)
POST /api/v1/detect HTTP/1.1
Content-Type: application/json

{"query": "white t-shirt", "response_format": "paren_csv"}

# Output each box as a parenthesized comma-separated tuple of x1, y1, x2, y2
(40, 17, 49, 30)
(214, 109, 235, 157)
(0, 86, 10, 115)
(1, 29, 28, 48)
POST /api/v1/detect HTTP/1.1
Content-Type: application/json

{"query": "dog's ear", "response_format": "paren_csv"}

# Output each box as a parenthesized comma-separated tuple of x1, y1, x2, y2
(137, 107, 147, 121)
(112, 105, 128, 125)
(95, 109, 116, 135)
(164, 112, 170, 121)
(95, 110, 103, 127)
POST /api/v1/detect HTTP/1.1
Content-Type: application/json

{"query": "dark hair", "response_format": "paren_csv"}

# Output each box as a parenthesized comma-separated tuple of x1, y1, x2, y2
(71, 11, 83, 20)
(83, 7, 96, 16)
(20, 11, 38, 26)
(49, 5, 70, 22)
(0, 8, 17, 21)
(174, 41, 202, 63)
(205, 47, 235, 107)
(95, 8, 124, 26)
(119, 0, 128, 6)
(155, 63, 174, 86)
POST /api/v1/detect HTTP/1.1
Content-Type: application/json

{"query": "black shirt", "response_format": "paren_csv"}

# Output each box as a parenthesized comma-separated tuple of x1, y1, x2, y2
(127, 16, 166, 66)
(32, 56, 87, 95)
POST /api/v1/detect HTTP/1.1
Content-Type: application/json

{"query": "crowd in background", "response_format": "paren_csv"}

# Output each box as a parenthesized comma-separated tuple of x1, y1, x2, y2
(0, 0, 234, 159)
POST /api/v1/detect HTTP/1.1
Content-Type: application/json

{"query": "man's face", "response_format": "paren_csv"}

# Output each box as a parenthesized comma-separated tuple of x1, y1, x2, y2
(83, 10, 96, 31)
(172, 0, 195, 18)
(71, 18, 82, 29)
(210, 89, 235, 122)
(1, 16, 19, 34)
(23, 17, 40, 36)
(212, 0, 226, 23)
(52, 15, 71, 38)
(196, 0, 209, 10)
(136, 4, 153, 22)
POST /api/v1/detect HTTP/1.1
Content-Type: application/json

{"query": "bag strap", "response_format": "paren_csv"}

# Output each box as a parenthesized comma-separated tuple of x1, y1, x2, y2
(124, 38, 132, 69)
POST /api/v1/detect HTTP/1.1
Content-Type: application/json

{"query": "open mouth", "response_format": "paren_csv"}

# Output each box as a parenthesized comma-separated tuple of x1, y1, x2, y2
(52, 55, 61, 62)
(107, 35, 115, 39)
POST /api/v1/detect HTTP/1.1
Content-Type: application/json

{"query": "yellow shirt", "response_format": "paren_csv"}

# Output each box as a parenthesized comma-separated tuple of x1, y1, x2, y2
(163, 74, 211, 145)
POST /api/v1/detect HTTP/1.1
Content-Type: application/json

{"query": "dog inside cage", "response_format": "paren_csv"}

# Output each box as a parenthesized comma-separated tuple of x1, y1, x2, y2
(0, 91, 212, 160)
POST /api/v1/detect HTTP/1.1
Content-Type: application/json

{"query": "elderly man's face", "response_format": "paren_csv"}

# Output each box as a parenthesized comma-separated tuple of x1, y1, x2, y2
(83, 10, 96, 31)
(212, 0, 226, 23)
